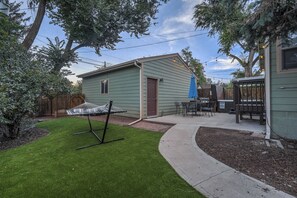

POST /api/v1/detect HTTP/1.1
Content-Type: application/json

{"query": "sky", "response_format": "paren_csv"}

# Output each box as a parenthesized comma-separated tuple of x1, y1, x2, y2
(18, 0, 243, 83)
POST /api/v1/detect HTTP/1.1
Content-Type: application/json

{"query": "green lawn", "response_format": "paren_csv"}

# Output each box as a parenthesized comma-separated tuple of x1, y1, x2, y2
(0, 117, 203, 198)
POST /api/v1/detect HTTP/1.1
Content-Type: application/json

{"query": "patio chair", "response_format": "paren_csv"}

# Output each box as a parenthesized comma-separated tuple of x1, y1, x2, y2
(174, 102, 182, 115)
(181, 102, 189, 116)
(188, 101, 197, 116)
(201, 99, 216, 117)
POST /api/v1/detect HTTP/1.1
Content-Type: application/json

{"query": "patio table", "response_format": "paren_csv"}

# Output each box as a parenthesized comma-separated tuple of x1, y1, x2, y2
(181, 101, 202, 116)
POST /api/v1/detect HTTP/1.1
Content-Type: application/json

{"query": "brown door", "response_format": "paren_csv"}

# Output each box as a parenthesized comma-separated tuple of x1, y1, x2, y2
(147, 78, 157, 116)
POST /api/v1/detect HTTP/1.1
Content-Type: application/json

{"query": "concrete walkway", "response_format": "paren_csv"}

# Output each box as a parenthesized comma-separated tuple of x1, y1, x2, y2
(147, 114, 294, 198)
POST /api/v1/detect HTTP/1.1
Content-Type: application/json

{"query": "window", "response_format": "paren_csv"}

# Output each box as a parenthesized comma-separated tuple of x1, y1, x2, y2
(282, 47, 297, 70)
(101, 79, 108, 94)
(276, 33, 297, 73)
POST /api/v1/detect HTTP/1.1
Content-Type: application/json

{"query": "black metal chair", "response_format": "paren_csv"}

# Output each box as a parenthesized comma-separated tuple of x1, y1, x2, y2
(201, 98, 216, 116)
(174, 102, 182, 115)
(188, 101, 197, 116)
(181, 102, 189, 116)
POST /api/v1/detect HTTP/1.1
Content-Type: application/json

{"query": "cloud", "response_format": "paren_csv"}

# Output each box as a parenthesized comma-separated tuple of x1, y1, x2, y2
(153, 0, 204, 52)
(208, 57, 241, 71)
(155, 0, 203, 39)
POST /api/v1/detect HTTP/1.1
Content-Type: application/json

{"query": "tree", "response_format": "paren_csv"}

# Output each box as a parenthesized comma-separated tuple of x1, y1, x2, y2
(193, 1, 259, 77)
(223, 0, 297, 45)
(181, 47, 206, 84)
(36, 37, 76, 115)
(37, 36, 77, 74)
(231, 68, 262, 79)
(72, 80, 83, 94)
(230, 69, 245, 79)
(0, 14, 49, 138)
(0, 10, 70, 139)
(21, 0, 168, 71)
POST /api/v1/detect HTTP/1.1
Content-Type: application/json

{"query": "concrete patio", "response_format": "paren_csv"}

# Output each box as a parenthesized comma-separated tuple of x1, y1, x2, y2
(147, 113, 265, 134)
(146, 113, 294, 198)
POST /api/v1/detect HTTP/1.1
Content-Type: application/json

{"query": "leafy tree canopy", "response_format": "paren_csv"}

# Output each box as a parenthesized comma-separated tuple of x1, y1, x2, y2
(0, 12, 72, 139)
(17, 0, 168, 72)
(181, 47, 206, 84)
(22, 0, 168, 52)
(223, 0, 297, 45)
(0, 17, 48, 138)
(193, 0, 259, 77)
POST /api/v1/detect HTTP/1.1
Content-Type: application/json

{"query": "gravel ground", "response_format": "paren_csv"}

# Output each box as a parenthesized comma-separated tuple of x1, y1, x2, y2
(196, 127, 297, 197)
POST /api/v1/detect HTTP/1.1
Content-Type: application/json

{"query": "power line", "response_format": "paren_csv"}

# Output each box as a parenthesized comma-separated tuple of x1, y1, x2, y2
(77, 60, 103, 67)
(122, 30, 200, 39)
(79, 32, 208, 53)
(101, 53, 127, 61)
(35, 37, 47, 45)
(78, 56, 106, 64)
(202, 54, 224, 65)
(105, 33, 208, 51)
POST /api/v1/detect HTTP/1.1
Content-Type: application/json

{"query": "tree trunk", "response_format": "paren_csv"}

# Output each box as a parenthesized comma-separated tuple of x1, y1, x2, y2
(244, 48, 256, 77)
(22, 0, 47, 50)
(3, 122, 21, 139)
(244, 65, 253, 77)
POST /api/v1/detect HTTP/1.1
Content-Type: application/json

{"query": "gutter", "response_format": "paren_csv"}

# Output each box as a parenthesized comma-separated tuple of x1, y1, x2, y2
(128, 61, 143, 126)
(264, 45, 271, 139)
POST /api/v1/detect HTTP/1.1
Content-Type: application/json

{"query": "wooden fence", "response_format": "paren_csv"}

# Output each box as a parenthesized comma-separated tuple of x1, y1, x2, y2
(198, 85, 234, 100)
(38, 94, 85, 117)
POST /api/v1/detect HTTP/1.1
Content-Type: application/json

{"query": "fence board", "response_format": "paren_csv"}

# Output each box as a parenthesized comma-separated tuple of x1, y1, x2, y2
(38, 94, 84, 117)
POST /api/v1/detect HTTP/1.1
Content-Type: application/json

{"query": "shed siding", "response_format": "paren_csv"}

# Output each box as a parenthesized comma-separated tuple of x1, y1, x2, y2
(82, 66, 140, 118)
(270, 44, 297, 139)
(143, 57, 192, 117)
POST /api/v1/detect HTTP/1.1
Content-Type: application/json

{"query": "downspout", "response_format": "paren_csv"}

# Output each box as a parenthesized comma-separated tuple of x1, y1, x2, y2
(128, 61, 143, 126)
(265, 45, 271, 139)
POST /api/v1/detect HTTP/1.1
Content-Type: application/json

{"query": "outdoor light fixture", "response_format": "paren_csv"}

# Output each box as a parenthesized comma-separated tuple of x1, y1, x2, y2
(159, 78, 164, 82)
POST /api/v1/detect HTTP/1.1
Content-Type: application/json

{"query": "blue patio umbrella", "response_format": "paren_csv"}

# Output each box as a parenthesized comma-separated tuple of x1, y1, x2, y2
(188, 74, 198, 99)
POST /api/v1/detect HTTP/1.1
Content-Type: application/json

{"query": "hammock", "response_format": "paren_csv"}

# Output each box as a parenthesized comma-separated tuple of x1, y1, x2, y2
(67, 100, 126, 150)
(66, 102, 126, 116)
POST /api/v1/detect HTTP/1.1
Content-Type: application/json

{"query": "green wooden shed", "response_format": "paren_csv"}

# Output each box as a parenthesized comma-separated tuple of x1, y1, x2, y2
(265, 36, 297, 140)
(77, 53, 194, 119)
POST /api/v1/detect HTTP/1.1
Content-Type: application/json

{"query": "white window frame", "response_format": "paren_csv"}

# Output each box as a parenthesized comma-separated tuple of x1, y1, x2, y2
(100, 79, 109, 94)
(276, 37, 297, 74)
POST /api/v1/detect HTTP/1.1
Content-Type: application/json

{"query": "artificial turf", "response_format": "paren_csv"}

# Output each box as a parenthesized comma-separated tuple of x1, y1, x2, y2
(0, 117, 203, 198)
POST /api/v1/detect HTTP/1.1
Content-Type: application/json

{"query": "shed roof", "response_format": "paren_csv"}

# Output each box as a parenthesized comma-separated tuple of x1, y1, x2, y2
(77, 53, 189, 78)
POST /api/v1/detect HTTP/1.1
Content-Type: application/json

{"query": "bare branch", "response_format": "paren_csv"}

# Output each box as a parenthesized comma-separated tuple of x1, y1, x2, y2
(252, 55, 259, 66)
(228, 53, 244, 67)
(71, 43, 88, 52)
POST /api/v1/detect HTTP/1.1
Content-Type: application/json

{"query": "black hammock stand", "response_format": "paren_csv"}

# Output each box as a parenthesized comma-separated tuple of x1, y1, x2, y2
(66, 100, 126, 150)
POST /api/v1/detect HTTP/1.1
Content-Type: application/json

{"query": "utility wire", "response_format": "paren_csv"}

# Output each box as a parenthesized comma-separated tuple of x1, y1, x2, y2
(122, 30, 200, 39)
(79, 32, 208, 53)
(36, 36, 112, 67)
(77, 60, 103, 67)
(100, 53, 127, 61)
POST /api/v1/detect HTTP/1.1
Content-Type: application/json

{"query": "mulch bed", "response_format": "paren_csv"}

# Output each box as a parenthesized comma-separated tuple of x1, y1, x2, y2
(196, 127, 297, 197)
(0, 128, 48, 151)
